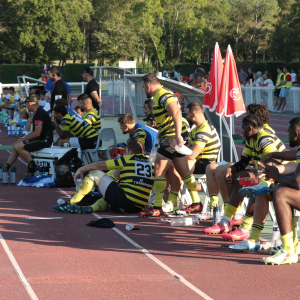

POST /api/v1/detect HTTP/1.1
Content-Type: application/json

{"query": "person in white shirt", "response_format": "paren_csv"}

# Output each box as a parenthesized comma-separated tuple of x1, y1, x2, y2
(291, 70, 297, 83)
(259, 73, 274, 87)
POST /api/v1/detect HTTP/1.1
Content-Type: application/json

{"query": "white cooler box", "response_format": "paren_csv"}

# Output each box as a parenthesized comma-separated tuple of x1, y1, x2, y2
(31, 146, 82, 178)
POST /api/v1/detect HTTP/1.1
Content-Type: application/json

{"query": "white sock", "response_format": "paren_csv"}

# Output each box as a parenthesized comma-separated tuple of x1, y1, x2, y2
(221, 215, 231, 226)
(239, 227, 249, 233)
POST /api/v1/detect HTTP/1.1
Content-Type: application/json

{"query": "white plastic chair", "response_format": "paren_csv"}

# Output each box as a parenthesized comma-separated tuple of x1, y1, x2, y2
(81, 128, 117, 165)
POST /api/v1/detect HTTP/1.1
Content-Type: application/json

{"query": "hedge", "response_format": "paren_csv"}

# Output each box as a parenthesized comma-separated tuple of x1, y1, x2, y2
(63, 63, 94, 82)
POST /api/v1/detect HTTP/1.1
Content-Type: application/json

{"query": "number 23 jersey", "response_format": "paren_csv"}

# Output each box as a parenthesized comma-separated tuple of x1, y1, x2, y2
(105, 154, 154, 208)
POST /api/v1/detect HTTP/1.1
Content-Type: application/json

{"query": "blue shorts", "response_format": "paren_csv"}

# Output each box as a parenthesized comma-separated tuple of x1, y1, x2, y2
(279, 88, 289, 97)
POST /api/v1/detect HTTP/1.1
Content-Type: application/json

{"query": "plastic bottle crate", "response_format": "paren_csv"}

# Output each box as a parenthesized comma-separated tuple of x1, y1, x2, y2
(109, 147, 126, 158)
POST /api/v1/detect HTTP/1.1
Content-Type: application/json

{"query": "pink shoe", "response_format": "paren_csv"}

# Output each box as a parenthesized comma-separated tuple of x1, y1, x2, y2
(230, 217, 243, 226)
(203, 222, 232, 234)
(220, 227, 250, 241)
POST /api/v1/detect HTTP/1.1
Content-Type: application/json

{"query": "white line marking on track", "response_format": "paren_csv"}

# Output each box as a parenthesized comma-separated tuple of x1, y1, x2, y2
(0, 233, 39, 300)
(93, 213, 214, 300)
(27, 217, 63, 220)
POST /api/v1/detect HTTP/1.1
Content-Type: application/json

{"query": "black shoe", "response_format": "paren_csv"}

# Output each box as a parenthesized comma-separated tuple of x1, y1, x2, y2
(67, 205, 93, 214)
(53, 204, 70, 212)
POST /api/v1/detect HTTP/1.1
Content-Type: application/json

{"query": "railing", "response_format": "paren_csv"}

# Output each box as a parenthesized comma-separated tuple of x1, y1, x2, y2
(241, 85, 300, 113)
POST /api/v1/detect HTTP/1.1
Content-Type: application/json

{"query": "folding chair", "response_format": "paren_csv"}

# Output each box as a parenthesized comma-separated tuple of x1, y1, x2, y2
(81, 128, 117, 165)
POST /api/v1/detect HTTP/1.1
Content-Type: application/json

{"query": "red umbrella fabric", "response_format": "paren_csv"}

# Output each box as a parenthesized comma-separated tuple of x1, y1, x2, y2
(217, 45, 245, 117)
(203, 42, 223, 112)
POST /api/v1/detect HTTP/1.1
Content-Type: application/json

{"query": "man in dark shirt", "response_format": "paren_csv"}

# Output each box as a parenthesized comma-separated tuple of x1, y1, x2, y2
(82, 67, 101, 111)
(245, 67, 254, 83)
(4, 95, 53, 174)
(49, 67, 68, 112)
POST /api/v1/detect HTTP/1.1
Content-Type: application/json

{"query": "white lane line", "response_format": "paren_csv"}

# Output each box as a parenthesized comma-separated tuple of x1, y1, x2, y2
(93, 213, 213, 300)
(27, 217, 62, 220)
(0, 233, 39, 300)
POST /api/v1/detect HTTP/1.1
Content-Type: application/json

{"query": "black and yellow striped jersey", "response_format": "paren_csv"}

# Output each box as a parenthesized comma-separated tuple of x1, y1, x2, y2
(189, 121, 221, 162)
(262, 123, 275, 135)
(243, 128, 286, 168)
(296, 146, 300, 164)
(61, 113, 98, 138)
(82, 108, 101, 133)
(106, 154, 154, 209)
(152, 86, 179, 137)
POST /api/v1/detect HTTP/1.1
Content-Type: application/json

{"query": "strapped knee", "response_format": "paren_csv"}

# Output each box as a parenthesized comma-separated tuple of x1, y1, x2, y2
(87, 170, 107, 186)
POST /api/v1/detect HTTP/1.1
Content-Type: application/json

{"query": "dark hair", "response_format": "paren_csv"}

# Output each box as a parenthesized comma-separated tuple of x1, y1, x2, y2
(283, 65, 289, 71)
(53, 105, 68, 116)
(74, 105, 84, 112)
(127, 139, 145, 155)
(142, 73, 159, 85)
(195, 68, 206, 76)
(34, 89, 41, 96)
(77, 93, 92, 102)
(54, 98, 68, 107)
(277, 66, 283, 71)
(248, 67, 253, 72)
(194, 73, 204, 83)
(50, 67, 61, 77)
(187, 101, 203, 113)
(144, 99, 153, 110)
(289, 117, 300, 132)
(3, 87, 8, 91)
(118, 114, 135, 124)
(246, 104, 269, 125)
(9, 87, 15, 92)
(41, 90, 47, 96)
(242, 114, 263, 129)
(265, 73, 271, 79)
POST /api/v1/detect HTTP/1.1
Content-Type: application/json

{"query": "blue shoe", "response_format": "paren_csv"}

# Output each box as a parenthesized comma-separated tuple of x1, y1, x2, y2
(53, 204, 70, 212)
(229, 239, 261, 252)
(239, 185, 271, 198)
(67, 205, 93, 214)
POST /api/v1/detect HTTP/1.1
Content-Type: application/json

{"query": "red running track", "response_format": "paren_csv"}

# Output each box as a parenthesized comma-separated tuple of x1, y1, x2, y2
(1, 117, 300, 300)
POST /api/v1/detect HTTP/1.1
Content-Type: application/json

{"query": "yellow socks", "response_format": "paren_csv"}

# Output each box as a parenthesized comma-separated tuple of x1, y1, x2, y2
(224, 204, 237, 220)
(292, 216, 299, 246)
(182, 174, 200, 204)
(209, 194, 219, 210)
(153, 177, 167, 208)
(240, 214, 254, 231)
(168, 191, 178, 206)
(70, 177, 94, 205)
(248, 223, 264, 243)
(281, 231, 294, 255)
(91, 198, 108, 212)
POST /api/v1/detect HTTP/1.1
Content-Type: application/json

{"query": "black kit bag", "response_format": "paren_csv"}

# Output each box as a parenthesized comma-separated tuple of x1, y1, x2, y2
(55, 148, 83, 187)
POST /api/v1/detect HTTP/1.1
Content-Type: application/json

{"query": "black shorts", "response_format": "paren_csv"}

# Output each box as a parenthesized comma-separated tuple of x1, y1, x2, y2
(193, 159, 211, 174)
(105, 181, 142, 214)
(157, 136, 185, 161)
(23, 138, 52, 152)
(79, 137, 98, 150)
(274, 89, 280, 97)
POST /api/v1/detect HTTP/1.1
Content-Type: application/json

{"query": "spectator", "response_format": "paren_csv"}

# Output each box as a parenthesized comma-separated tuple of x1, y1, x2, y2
(0, 87, 11, 122)
(169, 68, 181, 82)
(162, 70, 168, 78)
(256, 71, 264, 84)
(144, 112, 157, 129)
(3, 95, 53, 174)
(272, 66, 285, 111)
(77, 93, 101, 133)
(238, 68, 247, 83)
(182, 73, 190, 83)
(82, 67, 101, 111)
(259, 73, 274, 87)
(7, 87, 21, 120)
(52, 105, 98, 150)
(143, 98, 153, 116)
(39, 90, 48, 107)
(44, 70, 54, 93)
(74, 106, 84, 117)
(34, 89, 41, 101)
(49, 67, 68, 113)
(245, 67, 254, 83)
(291, 69, 297, 84)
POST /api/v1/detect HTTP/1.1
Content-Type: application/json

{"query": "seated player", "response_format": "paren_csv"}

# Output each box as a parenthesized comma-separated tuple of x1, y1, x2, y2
(74, 105, 84, 117)
(203, 114, 286, 236)
(144, 112, 157, 129)
(203, 104, 275, 223)
(162, 102, 221, 213)
(77, 93, 101, 133)
(143, 98, 153, 124)
(7, 87, 21, 121)
(4, 95, 53, 174)
(52, 105, 98, 149)
(53, 98, 78, 116)
(54, 140, 154, 214)
(118, 113, 157, 155)
(258, 117, 300, 265)
(0, 87, 11, 122)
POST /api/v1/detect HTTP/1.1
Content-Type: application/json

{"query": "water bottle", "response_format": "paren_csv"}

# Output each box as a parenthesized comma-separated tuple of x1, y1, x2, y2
(271, 221, 282, 247)
(213, 206, 221, 225)
(2, 167, 8, 184)
(0, 164, 3, 180)
(35, 165, 41, 176)
(149, 140, 159, 162)
(10, 166, 17, 184)
(57, 198, 66, 205)
(76, 177, 82, 191)
(126, 223, 135, 231)
(170, 217, 199, 227)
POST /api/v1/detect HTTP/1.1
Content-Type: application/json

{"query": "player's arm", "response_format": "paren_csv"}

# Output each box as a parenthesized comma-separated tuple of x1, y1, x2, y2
(188, 143, 204, 160)
(83, 113, 94, 125)
(54, 119, 71, 139)
(187, 131, 207, 160)
(90, 91, 101, 105)
(133, 128, 146, 144)
(24, 121, 43, 140)
(67, 93, 72, 105)
(165, 101, 183, 146)
(261, 150, 296, 163)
